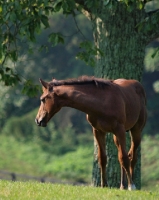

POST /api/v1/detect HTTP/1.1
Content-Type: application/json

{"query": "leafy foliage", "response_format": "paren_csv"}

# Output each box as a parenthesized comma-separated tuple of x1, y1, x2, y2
(0, 110, 94, 182)
(141, 135, 159, 189)
(137, 10, 159, 34)
(0, 0, 159, 90)
(22, 79, 41, 97)
(0, 0, 51, 62)
(1, 108, 93, 154)
(144, 46, 159, 72)
(48, 32, 64, 46)
(0, 0, 96, 94)
(76, 41, 103, 67)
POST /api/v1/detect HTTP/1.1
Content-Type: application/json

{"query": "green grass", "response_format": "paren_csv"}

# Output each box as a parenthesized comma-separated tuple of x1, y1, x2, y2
(0, 180, 159, 200)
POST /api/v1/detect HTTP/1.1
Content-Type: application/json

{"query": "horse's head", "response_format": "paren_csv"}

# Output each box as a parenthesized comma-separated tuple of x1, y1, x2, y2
(35, 79, 61, 127)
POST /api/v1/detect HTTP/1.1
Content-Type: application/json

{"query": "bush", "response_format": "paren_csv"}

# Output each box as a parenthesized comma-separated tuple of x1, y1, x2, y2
(1, 108, 93, 155)
(141, 135, 159, 189)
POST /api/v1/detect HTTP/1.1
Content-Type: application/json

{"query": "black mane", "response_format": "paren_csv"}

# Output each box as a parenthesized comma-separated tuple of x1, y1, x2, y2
(50, 76, 113, 88)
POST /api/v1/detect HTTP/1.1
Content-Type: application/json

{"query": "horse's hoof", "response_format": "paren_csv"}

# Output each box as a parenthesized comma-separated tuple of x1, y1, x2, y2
(120, 186, 125, 190)
(128, 184, 136, 191)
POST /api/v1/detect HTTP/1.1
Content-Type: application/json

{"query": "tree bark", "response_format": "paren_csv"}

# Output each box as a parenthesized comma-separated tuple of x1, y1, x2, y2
(91, 2, 147, 189)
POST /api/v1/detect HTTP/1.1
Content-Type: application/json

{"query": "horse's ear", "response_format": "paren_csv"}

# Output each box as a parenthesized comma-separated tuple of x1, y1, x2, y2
(52, 77, 56, 81)
(39, 79, 49, 89)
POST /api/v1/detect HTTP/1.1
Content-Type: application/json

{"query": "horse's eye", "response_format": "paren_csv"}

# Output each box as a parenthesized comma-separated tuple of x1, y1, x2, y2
(41, 98, 45, 103)
(40, 93, 49, 103)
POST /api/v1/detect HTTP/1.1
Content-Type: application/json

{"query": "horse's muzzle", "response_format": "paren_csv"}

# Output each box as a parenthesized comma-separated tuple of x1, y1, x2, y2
(35, 118, 47, 127)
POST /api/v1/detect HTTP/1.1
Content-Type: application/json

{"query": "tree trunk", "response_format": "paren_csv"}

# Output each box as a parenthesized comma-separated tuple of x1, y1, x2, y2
(91, 2, 146, 189)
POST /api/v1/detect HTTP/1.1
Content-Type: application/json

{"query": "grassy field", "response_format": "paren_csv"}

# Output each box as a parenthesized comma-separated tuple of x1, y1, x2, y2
(0, 180, 159, 200)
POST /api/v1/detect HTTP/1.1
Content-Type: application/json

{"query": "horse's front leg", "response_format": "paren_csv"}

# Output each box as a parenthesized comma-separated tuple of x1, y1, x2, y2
(113, 135, 127, 189)
(120, 165, 127, 189)
(93, 128, 107, 187)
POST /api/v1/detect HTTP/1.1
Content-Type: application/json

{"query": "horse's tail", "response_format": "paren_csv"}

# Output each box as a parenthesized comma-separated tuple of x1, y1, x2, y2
(135, 82, 147, 105)
(135, 81, 147, 129)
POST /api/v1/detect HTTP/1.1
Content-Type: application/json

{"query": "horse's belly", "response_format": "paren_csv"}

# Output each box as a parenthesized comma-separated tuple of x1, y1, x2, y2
(87, 114, 117, 132)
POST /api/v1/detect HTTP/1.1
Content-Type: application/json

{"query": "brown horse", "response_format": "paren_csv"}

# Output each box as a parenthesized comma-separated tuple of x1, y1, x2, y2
(35, 76, 147, 190)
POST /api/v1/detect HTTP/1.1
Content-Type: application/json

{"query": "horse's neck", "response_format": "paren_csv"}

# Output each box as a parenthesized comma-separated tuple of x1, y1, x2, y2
(54, 85, 96, 114)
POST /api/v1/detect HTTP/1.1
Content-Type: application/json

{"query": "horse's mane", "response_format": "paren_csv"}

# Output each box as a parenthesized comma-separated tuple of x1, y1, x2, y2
(50, 76, 113, 88)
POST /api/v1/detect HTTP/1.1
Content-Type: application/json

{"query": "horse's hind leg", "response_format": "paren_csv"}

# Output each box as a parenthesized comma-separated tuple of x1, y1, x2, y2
(128, 128, 141, 181)
(129, 107, 146, 184)
(113, 124, 135, 190)
(113, 134, 128, 190)
(93, 128, 107, 187)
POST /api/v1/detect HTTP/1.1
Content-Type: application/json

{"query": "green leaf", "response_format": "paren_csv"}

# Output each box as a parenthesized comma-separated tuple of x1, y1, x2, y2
(29, 24, 36, 42)
(22, 80, 41, 97)
(0, 72, 20, 86)
(10, 12, 17, 22)
(54, 2, 62, 12)
(138, 2, 143, 10)
(76, 41, 104, 67)
(48, 32, 64, 47)
(41, 15, 50, 28)
(9, 50, 18, 62)
(151, 47, 159, 59)
(103, 0, 110, 6)
(38, 45, 49, 53)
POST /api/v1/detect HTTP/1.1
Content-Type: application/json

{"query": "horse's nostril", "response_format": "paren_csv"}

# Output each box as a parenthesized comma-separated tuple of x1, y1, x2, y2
(35, 118, 40, 126)
(35, 118, 47, 127)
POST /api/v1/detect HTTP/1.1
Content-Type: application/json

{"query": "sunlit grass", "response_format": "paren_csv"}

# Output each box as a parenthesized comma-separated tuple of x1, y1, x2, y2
(0, 180, 158, 200)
